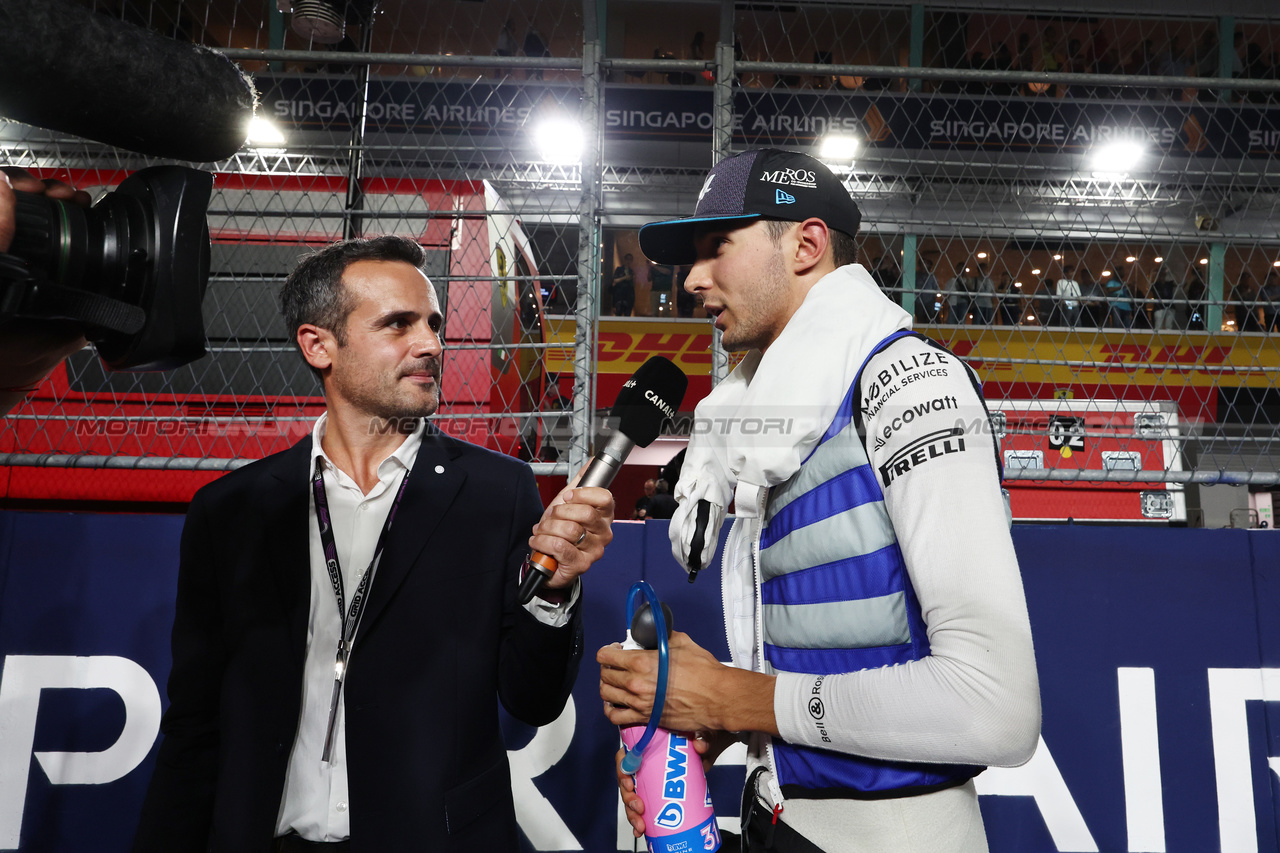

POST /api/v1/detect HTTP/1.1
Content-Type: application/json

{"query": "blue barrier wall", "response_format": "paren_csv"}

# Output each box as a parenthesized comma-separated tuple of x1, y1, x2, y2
(1, 511, 1279, 852)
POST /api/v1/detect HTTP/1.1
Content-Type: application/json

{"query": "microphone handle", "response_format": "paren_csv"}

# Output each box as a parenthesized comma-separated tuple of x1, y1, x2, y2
(516, 431, 635, 605)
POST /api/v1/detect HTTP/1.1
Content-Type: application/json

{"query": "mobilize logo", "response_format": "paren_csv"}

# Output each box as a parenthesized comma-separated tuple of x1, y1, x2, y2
(760, 168, 817, 188)
(879, 427, 967, 486)
(809, 676, 831, 743)
(775, 188, 796, 205)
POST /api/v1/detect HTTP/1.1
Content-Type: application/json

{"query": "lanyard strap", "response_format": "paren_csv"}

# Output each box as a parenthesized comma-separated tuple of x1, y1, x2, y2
(311, 458, 410, 761)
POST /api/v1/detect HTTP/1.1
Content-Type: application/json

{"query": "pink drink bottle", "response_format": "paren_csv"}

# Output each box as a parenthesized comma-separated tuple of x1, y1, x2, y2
(619, 586, 720, 853)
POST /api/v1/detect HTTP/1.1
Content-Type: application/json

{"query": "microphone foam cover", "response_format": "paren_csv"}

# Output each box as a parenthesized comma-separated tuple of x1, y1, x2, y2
(612, 356, 688, 448)
(0, 0, 257, 162)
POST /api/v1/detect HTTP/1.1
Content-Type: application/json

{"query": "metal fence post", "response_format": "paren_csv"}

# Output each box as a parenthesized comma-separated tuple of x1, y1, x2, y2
(710, 12, 735, 387)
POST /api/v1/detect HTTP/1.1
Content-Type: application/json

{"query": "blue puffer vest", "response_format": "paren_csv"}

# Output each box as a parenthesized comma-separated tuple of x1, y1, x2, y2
(758, 331, 982, 799)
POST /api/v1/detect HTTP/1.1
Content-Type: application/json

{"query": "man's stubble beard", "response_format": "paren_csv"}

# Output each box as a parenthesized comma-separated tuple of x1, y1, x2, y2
(721, 249, 790, 352)
(332, 357, 442, 424)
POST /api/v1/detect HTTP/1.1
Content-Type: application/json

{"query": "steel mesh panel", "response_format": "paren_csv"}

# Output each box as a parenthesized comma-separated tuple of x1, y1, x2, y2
(1, 0, 1278, 521)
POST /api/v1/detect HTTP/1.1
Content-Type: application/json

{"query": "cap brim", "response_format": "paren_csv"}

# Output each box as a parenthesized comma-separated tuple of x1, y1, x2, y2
(638, 214, 761, 265)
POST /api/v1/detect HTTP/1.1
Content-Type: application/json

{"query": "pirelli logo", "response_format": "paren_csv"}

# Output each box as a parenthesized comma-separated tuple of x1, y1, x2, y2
(879, 427, 967, 487)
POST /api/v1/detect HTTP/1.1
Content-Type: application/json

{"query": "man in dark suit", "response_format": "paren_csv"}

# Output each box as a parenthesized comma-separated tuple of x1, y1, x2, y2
(134, 236, 614, 852)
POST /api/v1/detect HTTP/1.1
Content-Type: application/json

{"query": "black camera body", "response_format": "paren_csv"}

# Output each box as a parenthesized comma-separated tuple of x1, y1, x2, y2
(0, 165, 212, 371)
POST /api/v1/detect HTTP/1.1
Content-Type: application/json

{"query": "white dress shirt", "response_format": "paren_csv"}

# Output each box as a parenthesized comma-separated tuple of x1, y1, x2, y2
(275, 414, 577, 841)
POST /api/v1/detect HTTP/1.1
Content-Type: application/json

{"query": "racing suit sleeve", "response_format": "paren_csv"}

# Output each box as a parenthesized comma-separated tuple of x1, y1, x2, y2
(771, 337, 1040, 767)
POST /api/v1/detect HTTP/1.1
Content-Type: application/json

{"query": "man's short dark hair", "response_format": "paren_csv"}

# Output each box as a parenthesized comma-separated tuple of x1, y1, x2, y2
(278, 235, 426, 375)
(763, 219, 858, 268)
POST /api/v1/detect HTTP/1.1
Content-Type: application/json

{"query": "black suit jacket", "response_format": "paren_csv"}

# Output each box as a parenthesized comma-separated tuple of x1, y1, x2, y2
(134, 424, 583, 852)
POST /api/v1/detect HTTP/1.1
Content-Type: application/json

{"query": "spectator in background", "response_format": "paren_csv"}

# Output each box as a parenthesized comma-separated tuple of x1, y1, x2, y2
(495, 18, 516, 57)
(997, 272, 1021, 325)
(1056, 264, 1082, 327)
(973, 262, 996, 325)
(914, 256, 941, 324)
(1185, 268, 1207, 331)
(1261, 270, 1280, 331)
(992, 40, 1016, 95)
(1035, 277, 1056, 325)
(634, 478, 657, 519)
(646, 479, 678, 519)
(1234, 271, 1262, 332)
(1079, 268, 1105, 327)
(523, 25, 549, 80)
(611, 253, 636, 316)
(944, 260, 973, 324)
(1151, 271, 1179, 330)
(873, 253, 902, 305)
(1102, 269, 1132, 328)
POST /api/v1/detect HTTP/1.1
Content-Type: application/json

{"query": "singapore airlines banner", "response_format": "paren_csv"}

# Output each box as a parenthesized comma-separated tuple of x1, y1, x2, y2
(255, 74, 1280, 158)
(2, 511, 1280, 852)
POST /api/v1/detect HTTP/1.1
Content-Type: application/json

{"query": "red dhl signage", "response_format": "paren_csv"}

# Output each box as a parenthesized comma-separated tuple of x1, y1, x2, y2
(547, 319, 1280, 388)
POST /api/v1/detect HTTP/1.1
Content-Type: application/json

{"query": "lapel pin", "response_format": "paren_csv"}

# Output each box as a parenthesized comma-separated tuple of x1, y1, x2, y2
(434, 465, 445, 474)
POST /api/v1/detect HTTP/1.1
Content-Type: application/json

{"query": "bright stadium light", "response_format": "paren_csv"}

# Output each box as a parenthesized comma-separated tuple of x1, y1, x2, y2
(819, 134, 860, 164)
(247, 116, 287, 153)
(535, 117, 584, 165)
(1091, 141, 1145, 179)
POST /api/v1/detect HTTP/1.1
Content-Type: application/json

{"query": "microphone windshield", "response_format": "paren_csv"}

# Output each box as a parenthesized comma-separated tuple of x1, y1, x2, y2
(0, 0, 256, 162)
(611, 356, 688, 448)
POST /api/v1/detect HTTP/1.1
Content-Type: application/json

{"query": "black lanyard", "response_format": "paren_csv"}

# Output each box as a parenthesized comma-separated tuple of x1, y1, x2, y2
(312, 458, 410, 762)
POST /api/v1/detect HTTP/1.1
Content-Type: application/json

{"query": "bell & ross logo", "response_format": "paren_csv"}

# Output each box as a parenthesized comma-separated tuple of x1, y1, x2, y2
(809, 676, 831, 743)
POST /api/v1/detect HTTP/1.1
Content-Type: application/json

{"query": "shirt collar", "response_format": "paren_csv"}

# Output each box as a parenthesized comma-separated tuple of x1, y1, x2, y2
(309, 412, 427, 481)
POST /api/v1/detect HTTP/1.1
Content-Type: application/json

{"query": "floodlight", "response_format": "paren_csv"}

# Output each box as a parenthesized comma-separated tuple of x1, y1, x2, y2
(818, 134, 860, 163)
(535, 117, 584, 165)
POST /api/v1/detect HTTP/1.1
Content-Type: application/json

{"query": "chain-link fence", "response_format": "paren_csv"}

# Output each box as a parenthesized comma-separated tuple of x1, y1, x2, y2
(2, 0, 1279, 521)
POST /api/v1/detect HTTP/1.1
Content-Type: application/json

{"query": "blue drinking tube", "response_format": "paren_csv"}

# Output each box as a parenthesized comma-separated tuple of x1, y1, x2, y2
(620, 580, 669, 774)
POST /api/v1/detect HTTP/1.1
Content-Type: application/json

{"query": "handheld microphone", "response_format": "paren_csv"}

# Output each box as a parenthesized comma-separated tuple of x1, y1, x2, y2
(0, 0, 257, 162)
(518, 356, 688, 605)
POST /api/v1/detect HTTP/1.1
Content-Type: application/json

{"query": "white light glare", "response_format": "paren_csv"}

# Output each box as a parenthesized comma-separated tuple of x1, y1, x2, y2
(1102, 270, 1113, 277)
(1273, 260, 1280, 267)
(819, 134, 860, 162)
(1154, 256, 1165, 263)
(535, 118, 584, 165)
(1199, 257, 1209, 265)
(1031, 268, 1042, 275)
(1091, 141, 1145, 179)
(247, 116, 287, 149)
(1126, 255, 1137, 263)
(977, 252, 988, 259)
(1052, 254, 1063, 261)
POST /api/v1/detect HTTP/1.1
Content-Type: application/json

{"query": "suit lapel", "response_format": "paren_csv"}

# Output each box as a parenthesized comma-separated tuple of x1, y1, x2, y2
(354, 424, 466, 641)
(266, 437, 316, 667)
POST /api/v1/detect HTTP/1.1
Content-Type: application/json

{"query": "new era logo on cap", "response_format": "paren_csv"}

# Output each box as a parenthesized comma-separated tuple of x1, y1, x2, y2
(638, 148, 862, 265)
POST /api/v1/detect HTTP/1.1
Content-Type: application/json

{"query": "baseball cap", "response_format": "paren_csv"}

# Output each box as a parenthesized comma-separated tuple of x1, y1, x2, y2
(638, 148, 862, 266)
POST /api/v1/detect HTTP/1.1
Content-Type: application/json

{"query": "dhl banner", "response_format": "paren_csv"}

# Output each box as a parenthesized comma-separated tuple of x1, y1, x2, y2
(933, 327, 1280, 390)
(547, 318, 1280, 395)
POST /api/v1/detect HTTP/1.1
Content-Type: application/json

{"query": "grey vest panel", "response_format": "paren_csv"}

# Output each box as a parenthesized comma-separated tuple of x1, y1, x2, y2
(763, 593, 911, 650)
(767, 420, 870, 523)
(759, 501, 897, 581)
